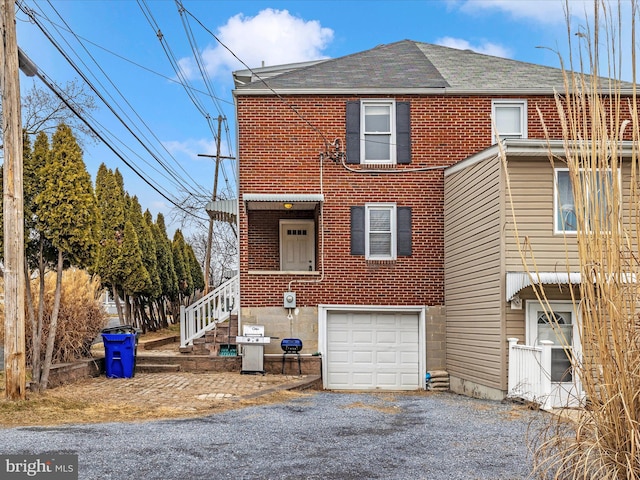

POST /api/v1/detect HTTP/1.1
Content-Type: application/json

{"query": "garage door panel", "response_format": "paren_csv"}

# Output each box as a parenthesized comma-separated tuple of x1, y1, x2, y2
(326, 310, 421, 391)
(400, 350, 419, 362)
(352, 330, 374, 343)
(376, 351, 398, 365)
(352, 373, 374, 386)
(328, 330, 350, 343)
(352, 351, 373, 364)
(376, 374, 399, 387)
(401, 374, 420, 387)
(352, 315, 373, 325)
(376, 330, 398, 344)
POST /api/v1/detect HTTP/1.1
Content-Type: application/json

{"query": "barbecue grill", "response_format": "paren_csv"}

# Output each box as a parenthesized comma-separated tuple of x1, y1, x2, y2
(281, 338, 303, 375)
(236, 325, 271, 374)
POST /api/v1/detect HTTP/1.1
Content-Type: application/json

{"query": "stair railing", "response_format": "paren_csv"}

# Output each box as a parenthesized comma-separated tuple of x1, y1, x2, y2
(180, 275, 239, 347)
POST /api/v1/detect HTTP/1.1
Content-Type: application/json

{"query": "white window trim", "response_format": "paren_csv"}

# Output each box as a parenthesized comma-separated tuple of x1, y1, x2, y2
(365, 203, 397, 260)
(492, 99, 527, 143)
(553, 167, 619, 235)
(361, 99, 396, 165)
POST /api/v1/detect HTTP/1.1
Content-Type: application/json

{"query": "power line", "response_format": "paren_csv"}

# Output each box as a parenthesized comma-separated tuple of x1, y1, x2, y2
(27, 60, 208, 221)
(178, 3, 335, 154)
(26, 0, 211, 197)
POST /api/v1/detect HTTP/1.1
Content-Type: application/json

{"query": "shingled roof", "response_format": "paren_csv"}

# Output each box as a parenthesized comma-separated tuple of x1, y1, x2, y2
(234, 39, 631, 95)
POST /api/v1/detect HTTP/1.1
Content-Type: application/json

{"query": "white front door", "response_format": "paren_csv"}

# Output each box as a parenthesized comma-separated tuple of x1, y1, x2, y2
(526, 300, 582, 407)
(280, 220, 315, 271)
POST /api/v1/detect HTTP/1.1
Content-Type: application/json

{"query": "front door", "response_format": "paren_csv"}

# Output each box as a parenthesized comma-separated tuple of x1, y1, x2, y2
(526, 300, 582, 407)
(280, 220, 315, 271)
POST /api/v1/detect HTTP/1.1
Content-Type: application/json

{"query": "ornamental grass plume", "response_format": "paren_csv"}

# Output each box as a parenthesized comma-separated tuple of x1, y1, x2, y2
(504, 2, 640, 478)
(25, 268, 106, 365)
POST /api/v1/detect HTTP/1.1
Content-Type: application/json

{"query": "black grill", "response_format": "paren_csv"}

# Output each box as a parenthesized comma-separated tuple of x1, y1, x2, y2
(281, 338, 303, 374)
(281, 338, 303, 353)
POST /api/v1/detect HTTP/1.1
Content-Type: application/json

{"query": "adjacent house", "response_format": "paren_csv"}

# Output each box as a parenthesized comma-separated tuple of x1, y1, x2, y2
(194, 39, 633, 406)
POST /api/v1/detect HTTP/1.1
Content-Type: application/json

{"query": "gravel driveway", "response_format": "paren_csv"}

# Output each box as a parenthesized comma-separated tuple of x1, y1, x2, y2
(0, 391, 545, 479)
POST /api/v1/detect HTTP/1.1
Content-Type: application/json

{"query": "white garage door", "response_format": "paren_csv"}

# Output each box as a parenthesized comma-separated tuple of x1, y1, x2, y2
(326, 310, 421, 390)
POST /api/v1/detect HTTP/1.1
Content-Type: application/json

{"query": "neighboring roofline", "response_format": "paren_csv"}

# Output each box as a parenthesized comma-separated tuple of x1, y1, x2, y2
(445, 139, 637, 176)
(233, 59, 328, 88)
(233, 86, 637, 97)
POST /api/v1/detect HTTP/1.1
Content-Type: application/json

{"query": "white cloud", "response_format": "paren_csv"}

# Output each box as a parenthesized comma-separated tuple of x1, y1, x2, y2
(456, 0, 582, 24)
(436, 36, 512, 58)
(179, 8, 334, 81)
(163, 138, 218, 162)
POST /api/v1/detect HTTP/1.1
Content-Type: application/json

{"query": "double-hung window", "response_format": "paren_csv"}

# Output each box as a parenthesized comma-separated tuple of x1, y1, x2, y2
(350, 204, 412, 260)
(492, 100, 527, 143)
(362, 100, 395, 164)
(346, 100, 411, 165)
(554, 168, 615, 234)
(366, 203, 396, 260)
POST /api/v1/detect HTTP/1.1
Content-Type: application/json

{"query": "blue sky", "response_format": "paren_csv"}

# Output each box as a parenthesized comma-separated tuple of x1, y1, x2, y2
(14, 0, 626, 235)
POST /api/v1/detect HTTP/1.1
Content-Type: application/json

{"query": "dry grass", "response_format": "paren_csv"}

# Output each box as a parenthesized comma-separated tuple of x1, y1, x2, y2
(27, 269, 107, 364)
(503, 2, 640, 478)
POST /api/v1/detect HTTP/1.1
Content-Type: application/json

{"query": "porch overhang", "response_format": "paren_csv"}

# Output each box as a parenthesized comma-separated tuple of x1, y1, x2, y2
(506, 271, 581, 301)
(243, 193, 324, 211)
(205, 199, 238, 223)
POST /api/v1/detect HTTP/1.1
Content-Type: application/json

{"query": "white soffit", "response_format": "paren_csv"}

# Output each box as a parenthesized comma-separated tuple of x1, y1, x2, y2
(506, 271, 581, 301)
(243, 193, 324, 210)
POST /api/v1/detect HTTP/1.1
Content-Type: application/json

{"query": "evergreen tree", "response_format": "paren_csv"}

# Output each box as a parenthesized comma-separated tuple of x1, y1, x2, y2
(172, 229, 193, 299)
(150, 214, 177, 325)
(185, 243, 205, 293)
(94, 164, 127, 323)
(33, 123, 100, 390)
(120, 220, 151, 298)
(156, 213, 178, 302)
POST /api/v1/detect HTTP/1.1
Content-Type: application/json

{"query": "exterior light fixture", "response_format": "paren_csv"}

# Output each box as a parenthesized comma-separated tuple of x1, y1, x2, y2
(283, 203, 293, 209)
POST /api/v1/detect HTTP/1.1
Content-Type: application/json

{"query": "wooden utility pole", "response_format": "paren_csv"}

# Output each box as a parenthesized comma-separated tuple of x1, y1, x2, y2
(203, 115, 223, 294)
(1, 0, 27, 400)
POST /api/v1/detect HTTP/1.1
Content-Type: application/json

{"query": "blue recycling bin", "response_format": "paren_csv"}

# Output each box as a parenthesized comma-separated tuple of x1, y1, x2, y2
(101, 331, 137, 378)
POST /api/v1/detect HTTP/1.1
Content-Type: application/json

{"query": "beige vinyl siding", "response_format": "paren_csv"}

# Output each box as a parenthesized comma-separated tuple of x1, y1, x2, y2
(504, 157, 580, 271)
(444, 154, 505, 391)
(505, 158, 634, 272)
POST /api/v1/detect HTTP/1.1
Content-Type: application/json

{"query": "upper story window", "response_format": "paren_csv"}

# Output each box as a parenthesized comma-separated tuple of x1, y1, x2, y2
(362, 101, 395, 164)
(492, 100, 527, 143)
(346, 100, 411, 165)
(554, 168, 615, 234)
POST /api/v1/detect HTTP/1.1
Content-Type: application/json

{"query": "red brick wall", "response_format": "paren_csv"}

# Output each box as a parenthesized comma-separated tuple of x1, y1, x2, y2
(237, 94, 564, 308)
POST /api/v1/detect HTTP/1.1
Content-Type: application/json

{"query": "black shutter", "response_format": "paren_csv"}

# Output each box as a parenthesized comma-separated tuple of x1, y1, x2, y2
(350, 206, 365, 255)
(396, 102, 411, 165)
(397, 206, 412, 256)
(346, 101, 360, 164)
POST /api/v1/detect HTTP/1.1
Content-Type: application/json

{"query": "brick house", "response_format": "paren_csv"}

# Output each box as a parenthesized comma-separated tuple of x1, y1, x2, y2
(196, 40, 634, 404)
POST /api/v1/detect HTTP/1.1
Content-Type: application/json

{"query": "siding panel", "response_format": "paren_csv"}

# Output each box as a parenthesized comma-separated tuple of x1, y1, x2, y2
(444, 154, 505, 391)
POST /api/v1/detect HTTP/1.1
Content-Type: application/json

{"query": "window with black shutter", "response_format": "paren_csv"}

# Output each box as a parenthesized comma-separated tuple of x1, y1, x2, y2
(350, 204, 412, 259)
(345, 100, 411, 165)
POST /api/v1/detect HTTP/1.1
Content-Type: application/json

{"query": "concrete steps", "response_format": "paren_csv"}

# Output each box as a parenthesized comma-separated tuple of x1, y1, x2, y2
(136, 362, 181, 373)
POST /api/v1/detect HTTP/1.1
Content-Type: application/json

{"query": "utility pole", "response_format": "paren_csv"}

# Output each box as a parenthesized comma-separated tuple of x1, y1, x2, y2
(1, 0, 27, 400)
(203, 116, 223, 294)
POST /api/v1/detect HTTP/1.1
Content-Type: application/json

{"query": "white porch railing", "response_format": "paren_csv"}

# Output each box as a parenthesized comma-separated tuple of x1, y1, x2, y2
(180, 275, 239, 347)
(507, 338, 553, 410)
